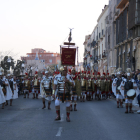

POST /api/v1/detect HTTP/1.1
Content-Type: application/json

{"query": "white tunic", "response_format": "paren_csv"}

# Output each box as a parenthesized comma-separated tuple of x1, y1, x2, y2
(12, 81, 18, 99)
(0, 85, 6, 104)
(112, 78, 117, 96)
(4, 79, 12, 100)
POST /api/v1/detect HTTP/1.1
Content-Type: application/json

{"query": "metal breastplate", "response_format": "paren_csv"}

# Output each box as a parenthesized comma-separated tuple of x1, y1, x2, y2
(58, 76, 69, 93)
(88, 79, 91, 87)
(81, 79, 86, 87)
(25, 80, 28, 87)
(44, 79, 50, 89)
(97, 79, 101, 87)
(34, 79, 38, 86)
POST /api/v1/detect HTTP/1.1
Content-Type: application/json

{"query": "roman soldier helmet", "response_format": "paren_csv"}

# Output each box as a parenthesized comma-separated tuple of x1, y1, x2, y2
(42, 71, 46, 79)
(45, 71, 49, 74)
(116, 68, 122, 75)
(97, 72, 100, 78)
(59, 66, 64, 72)
(92, 72, 95, 78)
(81, 71, 84, 76)
(71, 66, 75, 71)
(35, 71, 38, 77)
(126, 68, 131, 77)
(84, 71, 86, 77)
(103, 72, 106, 77)
(68, 69, 71, 74)
(106, 70, 109, 77)
(25, 72, 28, 78)
(107, 72, 109, 77)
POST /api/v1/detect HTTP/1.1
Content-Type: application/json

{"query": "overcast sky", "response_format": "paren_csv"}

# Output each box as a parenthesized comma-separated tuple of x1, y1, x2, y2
(0, 0, 109, 62)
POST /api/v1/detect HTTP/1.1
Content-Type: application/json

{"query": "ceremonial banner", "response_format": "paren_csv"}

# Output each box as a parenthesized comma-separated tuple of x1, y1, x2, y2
(61, 48, 76, 66)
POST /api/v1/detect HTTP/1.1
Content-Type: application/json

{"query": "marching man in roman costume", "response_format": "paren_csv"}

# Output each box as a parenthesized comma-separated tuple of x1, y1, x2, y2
(105, 72, 112, 99)
(92, 72, 96, 100)
(3, 72, 13, 106)
(32, 71, 40, 99)
(40, 71, 52, 109)
(70, 67, 78, 111)
(80, 71, 87, 102)
(12, 77, 18, 100)
(86, 71, 93, 101)
(23, 72, 31, 98)
(6, 70, 13, 106)
(52, 66, 74, 122)
(123, 68, 137, 113)
(100, 72, 106, 100)
(0, 67, 5, 109)
(116, 69, 123, 108)
(96, 72, 101, 100)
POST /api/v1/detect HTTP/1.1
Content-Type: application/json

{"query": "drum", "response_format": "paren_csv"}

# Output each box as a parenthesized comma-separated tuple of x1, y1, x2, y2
(127, 89, 136, 100)
(117, 86, 120, 90)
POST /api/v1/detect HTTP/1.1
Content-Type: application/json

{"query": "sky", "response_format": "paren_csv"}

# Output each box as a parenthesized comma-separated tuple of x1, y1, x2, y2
(0, 0, 109, 62)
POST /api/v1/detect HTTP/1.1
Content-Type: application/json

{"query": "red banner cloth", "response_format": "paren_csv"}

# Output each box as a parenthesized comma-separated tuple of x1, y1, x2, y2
(61, 48, 76, 66)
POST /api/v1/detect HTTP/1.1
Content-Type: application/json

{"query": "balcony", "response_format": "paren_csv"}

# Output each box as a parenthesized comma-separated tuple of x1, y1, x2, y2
(91, 41, 96, 48)
(87, 43, 91, 47)
(90, 55, 93, 60)
(102, 50, 107, 59)
(101, 30, 104, 38)
(116, 0, 128, 9)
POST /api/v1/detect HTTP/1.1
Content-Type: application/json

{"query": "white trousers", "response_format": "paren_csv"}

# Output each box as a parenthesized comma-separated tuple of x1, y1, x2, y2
(55, 98, 70, 107)
(116, 94, 124, 100)
(125, 99, 133, 104)
(87, 92, 92, 95)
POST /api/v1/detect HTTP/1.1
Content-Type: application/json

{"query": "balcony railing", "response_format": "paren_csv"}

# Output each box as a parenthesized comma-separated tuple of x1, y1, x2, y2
(102, 51, 107, 58)
(91, 41, 96, 48)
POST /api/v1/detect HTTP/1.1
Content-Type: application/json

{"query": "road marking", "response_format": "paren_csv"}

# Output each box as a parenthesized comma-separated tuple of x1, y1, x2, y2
(60, 114, 64, 122)
(56, 127, 63, 136)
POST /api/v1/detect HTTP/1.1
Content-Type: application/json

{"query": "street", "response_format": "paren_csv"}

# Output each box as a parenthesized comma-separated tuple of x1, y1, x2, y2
(0, 95, 140, 140)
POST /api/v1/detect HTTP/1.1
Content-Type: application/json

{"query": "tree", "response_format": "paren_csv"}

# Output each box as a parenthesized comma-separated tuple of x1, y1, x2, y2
(1, 56, 15, 75)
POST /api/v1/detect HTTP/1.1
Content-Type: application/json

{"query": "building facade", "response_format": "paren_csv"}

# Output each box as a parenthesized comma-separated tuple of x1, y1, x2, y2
(97, 5, 108, 74)
(83, 35, 91, 70)
(105, 0, 119, 74)
(21, 48, 60, 65)
(83, 0, 140, 74)
(115, 0, 134, 72)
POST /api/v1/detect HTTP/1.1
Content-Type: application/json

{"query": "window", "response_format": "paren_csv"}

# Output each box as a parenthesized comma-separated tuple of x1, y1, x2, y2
(108, 35, 110, 44)
(49, 59, 52, 63)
